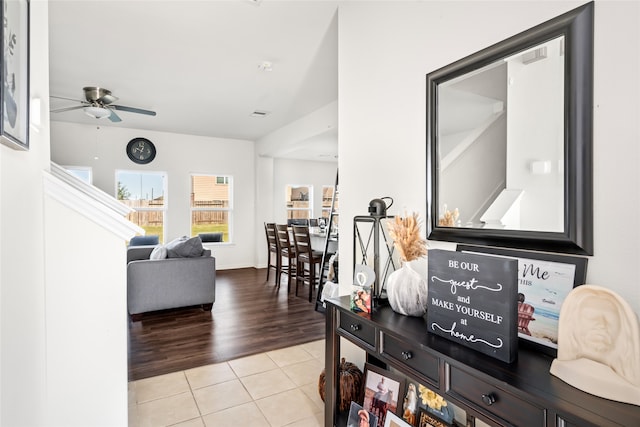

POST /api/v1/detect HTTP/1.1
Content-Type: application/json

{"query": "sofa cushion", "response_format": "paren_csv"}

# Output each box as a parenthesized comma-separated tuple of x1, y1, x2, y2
(198, 232, 223, 243)
(166, 236, 204, 258)
(129, 235, 160, 246)
(150, 245, 168, 260)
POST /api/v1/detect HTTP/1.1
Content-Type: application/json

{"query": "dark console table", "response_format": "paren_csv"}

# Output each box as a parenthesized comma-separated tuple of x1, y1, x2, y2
(324, 296, 639, 427)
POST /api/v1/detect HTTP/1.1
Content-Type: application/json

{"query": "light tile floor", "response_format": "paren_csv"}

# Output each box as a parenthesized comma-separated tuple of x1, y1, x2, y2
(129, 340, 326, 427)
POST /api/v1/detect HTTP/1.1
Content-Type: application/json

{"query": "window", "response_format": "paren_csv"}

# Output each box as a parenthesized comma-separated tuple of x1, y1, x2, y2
(64, 166, 92, 184)
(286, 185, 312, 220)
(191, 174, 232, 242)
(116, 170, 166, 242)
(322, 185, 337, 220)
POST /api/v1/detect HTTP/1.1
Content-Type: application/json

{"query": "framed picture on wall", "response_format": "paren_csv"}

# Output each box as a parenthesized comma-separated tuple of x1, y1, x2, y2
(0, 0, 30, 151)
(456, 244, 588, 356)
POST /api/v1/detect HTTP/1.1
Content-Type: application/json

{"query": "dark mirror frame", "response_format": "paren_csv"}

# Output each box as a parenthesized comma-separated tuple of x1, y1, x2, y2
(426, 2, 594, 255)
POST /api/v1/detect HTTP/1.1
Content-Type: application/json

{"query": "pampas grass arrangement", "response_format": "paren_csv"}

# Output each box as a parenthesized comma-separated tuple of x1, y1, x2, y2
(387, 212, 428, 263)
(385, 212, 429, 316)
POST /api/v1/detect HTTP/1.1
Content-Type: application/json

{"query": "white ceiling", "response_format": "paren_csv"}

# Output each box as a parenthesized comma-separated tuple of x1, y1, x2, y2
(48, 0, 339, 161)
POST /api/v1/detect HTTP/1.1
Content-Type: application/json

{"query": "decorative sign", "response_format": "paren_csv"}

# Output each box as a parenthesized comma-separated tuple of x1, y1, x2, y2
(457, 245, 587, 356)
(427, 250, 518, 363)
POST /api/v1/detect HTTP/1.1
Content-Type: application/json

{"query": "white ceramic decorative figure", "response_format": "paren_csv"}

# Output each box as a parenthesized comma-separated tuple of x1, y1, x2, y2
(550, 285, 640, 406)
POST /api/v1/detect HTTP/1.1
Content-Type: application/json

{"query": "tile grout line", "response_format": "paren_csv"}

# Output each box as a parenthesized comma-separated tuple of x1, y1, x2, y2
(132, 341, 326, 427)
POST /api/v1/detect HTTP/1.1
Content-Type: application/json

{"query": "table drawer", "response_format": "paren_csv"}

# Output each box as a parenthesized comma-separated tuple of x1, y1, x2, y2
(338, 311, 376, 348)
(381, 332, 439, 386)
(448, 366, 545, 426)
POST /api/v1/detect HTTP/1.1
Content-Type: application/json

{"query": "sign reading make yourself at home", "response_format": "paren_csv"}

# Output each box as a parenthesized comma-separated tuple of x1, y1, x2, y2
(427, 250, 518, 363)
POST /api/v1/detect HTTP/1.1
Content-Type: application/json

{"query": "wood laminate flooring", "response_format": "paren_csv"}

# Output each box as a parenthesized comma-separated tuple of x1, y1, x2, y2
(127, 267, 326, 381)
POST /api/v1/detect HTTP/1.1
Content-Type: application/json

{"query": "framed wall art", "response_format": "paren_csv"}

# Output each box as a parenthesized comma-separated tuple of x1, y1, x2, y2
(1, 0, 30, 151)
(456, 244, 588, 356)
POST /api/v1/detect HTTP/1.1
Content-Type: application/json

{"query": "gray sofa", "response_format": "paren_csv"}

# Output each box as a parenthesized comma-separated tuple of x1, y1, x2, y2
(127, 245, 216, 319)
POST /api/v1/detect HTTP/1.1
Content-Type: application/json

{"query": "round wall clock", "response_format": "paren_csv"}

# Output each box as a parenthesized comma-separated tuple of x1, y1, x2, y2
(126, 137, 156, 164)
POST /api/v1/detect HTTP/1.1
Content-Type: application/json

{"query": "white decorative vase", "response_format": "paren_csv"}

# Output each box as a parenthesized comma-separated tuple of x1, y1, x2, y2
(386, 262, 429, 317)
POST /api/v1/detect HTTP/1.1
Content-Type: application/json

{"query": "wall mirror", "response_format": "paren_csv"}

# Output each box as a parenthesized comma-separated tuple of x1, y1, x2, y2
(427, 2, 593, 255)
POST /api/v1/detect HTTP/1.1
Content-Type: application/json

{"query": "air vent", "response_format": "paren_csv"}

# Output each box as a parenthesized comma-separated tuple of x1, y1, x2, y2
(250, 110, 270, 117)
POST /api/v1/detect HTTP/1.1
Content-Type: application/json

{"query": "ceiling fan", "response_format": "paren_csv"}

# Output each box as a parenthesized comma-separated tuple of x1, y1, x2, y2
(50, 86, 156, 123)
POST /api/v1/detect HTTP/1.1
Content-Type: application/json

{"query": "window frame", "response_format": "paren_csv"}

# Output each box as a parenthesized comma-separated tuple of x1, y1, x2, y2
(63, 165, 93, 184)
(190, 173, 234, 243)
(286, 184, 313, 220)
(321, 185, 336, 220)
(115, 169, 167, 243)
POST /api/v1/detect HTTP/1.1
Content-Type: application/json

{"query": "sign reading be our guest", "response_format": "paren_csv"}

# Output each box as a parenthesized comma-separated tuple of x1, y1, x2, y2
(427, 250, 518, 363)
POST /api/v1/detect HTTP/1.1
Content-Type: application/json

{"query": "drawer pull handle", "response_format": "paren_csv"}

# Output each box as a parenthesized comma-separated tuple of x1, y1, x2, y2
(350, 324, 361, 332)
(481, 393, 496, 406)
(401, 351, 413, 360)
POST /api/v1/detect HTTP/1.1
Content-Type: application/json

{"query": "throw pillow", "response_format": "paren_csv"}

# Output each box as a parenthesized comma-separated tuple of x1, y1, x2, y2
(150, 245, 168, 260)
(129, 235, 160, 246)
(199, 232, 223, 243)
(166, 236, 204, 258)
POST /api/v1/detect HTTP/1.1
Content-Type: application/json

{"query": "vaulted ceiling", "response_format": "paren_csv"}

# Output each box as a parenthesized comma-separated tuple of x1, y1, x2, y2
(48, 0, 339, 161)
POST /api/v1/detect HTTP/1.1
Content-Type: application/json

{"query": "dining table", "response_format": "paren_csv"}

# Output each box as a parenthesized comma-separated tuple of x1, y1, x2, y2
(308, 228, 338, 253)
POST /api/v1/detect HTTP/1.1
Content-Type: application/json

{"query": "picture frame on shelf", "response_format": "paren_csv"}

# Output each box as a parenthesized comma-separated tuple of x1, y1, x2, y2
(348, 401, 378, 427)
(363, 363, 405, 427)
(456, 244, 588, 356)
(1, 0, 30, 151)
(417, 408, 452, 427)
(401, 382, 420, 426)
(402, 381, 458, 427)
(351, 264, 374, 313)
(416, 383, 454, 425)
(385, 411, 413, 427)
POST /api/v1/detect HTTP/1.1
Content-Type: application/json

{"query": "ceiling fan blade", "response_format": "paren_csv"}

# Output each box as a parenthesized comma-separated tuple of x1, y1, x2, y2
(108, 109, 122, 123)
(112, 104, 157, 116)
(51, 104, 87, 113)
(50, 95, 85, 102)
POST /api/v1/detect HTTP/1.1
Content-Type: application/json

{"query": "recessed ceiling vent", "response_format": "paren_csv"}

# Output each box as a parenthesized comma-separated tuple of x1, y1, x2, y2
(250, 110, 270, 118)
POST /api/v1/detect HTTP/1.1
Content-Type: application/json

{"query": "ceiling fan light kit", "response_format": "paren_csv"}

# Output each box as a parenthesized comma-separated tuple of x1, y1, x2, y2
(83, 106, 111, 119)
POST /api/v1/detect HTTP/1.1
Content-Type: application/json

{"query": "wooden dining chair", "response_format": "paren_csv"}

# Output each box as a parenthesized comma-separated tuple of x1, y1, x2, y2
(264, 223, 279, 283)
(275, 224, 297, 291)
(291, 225, 323, 302)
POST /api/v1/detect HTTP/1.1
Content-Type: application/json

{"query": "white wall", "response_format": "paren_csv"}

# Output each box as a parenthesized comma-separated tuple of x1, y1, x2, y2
(256, 101, 337, 158)
(50, 122, 256, 270)
(43, 194, 128, 426)
(0, 1, 49, 425)
(255, 156, 275, 268)
(254, 156, 337, 268)
(3, 2, 638, 424)
(337, 0, 640, 317)
(273, 158, 338, 224)
(259, 157, 337, 269)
